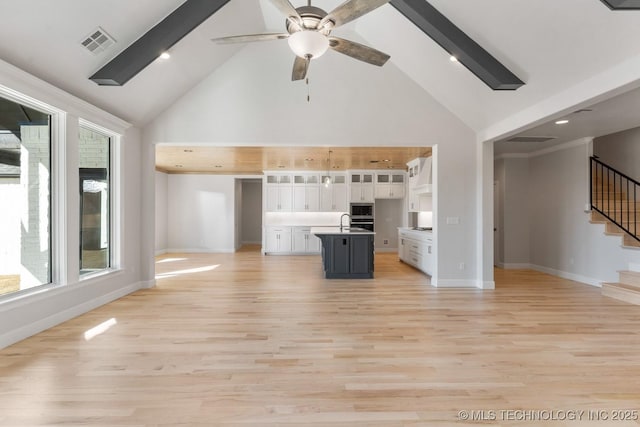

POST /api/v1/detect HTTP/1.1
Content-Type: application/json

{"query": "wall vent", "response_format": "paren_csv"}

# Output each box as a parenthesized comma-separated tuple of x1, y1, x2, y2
(506, 136, 557, 143)
(81, 27, 116, 54)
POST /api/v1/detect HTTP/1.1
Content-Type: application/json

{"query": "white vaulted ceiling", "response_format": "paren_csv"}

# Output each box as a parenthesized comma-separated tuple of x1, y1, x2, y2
(1, 0, 640, 147)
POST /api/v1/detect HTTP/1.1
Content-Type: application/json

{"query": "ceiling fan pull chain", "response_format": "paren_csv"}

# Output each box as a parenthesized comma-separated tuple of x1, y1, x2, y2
(306, 77, 310, 103)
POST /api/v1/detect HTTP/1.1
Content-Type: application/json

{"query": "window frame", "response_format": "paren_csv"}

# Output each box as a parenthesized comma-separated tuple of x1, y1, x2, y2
(77, 119, 121, 280)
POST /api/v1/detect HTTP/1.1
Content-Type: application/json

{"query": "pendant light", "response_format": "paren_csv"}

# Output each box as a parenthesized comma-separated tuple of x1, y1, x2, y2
(324, 150, 332, 188)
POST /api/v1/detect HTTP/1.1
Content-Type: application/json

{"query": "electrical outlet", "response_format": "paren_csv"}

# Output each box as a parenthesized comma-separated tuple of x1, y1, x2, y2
(383, 239, 389, 245)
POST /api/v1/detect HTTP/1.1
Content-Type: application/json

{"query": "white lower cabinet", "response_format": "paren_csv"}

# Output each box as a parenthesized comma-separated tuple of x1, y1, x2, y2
(398, 229, 434, 276)
(265, 226, 320, 254)
(292, 227, 321, 253)
(265, 227, 292, 253)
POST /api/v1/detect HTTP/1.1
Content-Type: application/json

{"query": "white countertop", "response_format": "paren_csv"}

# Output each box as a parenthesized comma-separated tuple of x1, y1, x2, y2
(398, 227, 433, 240)
(311, 226, 376, 235)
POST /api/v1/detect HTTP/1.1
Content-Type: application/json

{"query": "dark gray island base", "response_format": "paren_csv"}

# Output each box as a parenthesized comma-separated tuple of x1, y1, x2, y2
(311, 227, 375, 279)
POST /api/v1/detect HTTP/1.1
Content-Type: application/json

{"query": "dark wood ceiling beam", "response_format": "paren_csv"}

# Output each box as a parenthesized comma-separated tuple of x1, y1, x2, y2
(389, 0, 524, 90)
(600, 0, 640, 9)
(90, 0, 232, 86)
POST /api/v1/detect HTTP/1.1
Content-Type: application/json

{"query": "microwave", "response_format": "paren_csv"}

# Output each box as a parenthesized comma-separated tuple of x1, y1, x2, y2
(350, 203, 374, 218)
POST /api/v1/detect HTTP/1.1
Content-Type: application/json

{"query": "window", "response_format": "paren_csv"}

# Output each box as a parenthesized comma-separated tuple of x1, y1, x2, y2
(79, 125, 111, 276)
(0, 96, 52, 297)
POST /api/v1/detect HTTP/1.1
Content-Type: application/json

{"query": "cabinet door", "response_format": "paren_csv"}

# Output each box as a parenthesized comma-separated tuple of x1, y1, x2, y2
(292, 186, 306, 212)
(350, 184, 362, 202)
(265, 186, 280, 211)
(320, 185, 333, 211)
(278, 229, 292, 252)
(278, 186, 293, 212)
(306, 186, 320, 211)
(333, 184, 348, 212)
(350, 235, 372, 274)
(375, 183, 390, 199)
(265, 229, 279, 252)
(361, 184, 375, 202)
(330, 236, 350, 274)
(292, 230, 307, 252)
(389, 183, 405, 199)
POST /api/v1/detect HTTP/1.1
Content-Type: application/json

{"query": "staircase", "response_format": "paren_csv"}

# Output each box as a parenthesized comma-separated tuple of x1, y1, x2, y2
(590, 157, 640, 305)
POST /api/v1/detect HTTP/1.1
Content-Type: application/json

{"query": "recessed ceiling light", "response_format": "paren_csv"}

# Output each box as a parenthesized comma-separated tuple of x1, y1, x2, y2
(450, 55, 458, 62)
(278, 165, 285, 168)
(183, 149, 193, 153)
(555, 119, 569, 125)
(175, 164, 183, 168)
(214, 165, 222, 168)
(304, 158, 314, 161)
(159, 52, 171, 60)
(369, 160, 379, 164)
(382, 159, 390, 162)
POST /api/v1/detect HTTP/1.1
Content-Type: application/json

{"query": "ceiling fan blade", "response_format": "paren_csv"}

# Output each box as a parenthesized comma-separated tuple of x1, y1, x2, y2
(320, 0, 389, 29)
(329, 37, 390, 66)
(292, 55, 310, 81)
(269, 0, 303, 28)
(211, 33, 289, 44)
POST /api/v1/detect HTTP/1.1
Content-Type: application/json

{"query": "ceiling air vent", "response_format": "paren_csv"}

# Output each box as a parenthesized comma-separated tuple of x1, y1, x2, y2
(506, 136, 557, 143)
(573, 108, 593, 114)
(81, 27, 115, 54)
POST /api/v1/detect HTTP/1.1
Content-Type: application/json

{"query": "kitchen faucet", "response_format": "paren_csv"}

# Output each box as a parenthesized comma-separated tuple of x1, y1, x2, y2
(340, 213, 351, 232)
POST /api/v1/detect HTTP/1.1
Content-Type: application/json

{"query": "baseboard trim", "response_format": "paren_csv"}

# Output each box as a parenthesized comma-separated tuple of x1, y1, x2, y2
(140, 279, 156, 289)
(529, 264, 602, 287)
(155, 249, 168, 256)
(0, 281, 142, 350)
(478, 280, 496, 289)
(432, 279, 478, 288)
(502, 263, 532, 269)
(375, 248, 399, 253)
(165, 248, 235, 254)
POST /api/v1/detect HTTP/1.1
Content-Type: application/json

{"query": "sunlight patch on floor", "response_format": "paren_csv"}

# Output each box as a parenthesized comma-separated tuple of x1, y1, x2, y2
(84, 318, 117, 341)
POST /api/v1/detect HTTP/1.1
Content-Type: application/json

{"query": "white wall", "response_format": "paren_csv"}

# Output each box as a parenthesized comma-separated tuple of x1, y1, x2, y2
(155, 171, 168, 254)
(167, 174, 237, 253)
(499, 140, 640, 286)
(374, 199, 403, 251)
(594, 126, 640, 180)
(496, 157, 531, 267)
(0, 59, 144, 349)
(240, 180, 262, 244)
(144, 43, 480, 287)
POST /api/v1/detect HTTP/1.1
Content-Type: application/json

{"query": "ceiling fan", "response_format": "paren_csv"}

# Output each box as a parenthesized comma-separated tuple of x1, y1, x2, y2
(211, 0, 391, 81)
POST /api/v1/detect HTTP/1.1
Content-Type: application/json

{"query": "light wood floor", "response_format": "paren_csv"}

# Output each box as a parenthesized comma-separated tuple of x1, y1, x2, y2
(1, 250, 640, 426)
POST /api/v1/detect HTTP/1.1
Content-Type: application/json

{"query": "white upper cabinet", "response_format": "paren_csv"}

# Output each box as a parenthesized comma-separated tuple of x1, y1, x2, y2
(320, 174, 348, 212)
(375, 172, 405, 199)
(264, 174, 293, 212)
(292, 174, 320, 212)
(349, 172, 375, 203)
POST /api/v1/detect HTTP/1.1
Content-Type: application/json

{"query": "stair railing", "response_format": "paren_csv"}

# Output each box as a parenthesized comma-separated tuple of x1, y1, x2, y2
(590, 156, 640, 243)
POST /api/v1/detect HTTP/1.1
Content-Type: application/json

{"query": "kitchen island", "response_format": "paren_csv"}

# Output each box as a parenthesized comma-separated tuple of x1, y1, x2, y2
(310, 227, 375, 279)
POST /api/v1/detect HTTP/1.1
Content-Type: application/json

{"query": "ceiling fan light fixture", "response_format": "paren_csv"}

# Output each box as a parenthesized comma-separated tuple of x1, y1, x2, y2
(288, 30, 329, 59)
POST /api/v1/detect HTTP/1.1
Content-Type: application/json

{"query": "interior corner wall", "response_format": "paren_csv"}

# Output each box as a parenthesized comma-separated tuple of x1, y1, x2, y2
(594, 126, 640, 180)
(167, 174, 236, 253)
(528, 142, 639, 285)
(155, 171, 168, 254)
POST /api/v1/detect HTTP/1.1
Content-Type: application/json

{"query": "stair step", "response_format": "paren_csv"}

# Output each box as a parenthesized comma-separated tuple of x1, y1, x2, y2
(619, 271, 640, 287)
(602, 282, 640, 305)
(623, 234, 640, 247)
